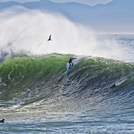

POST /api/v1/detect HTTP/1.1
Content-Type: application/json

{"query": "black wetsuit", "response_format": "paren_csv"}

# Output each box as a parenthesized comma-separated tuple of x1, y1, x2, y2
(68, 58, 76, 69)
(110, 83, 116, 88)
(0, 119, 5, 123)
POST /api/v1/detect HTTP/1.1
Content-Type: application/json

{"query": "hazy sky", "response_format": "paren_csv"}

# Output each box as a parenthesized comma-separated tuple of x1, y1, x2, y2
(0, 0, 113, 6)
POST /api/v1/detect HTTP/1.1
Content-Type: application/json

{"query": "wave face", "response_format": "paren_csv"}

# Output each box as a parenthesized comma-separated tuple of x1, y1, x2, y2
(0, 54, 134, 111)
(0, 54, 69, 105)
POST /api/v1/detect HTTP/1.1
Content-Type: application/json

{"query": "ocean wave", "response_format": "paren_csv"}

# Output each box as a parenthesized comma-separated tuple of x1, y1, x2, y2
(0, 54, 134, 108)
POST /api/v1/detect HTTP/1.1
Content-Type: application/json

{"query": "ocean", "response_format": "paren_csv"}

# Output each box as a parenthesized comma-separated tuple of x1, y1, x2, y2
(0, 9, 134, 134)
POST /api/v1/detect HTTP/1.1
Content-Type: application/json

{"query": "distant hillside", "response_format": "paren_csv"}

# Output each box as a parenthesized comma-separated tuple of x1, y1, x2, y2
(0, 0, 134, 33)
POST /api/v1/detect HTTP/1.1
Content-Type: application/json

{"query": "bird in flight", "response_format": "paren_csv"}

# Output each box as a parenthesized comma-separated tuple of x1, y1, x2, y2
(47, 35, 52, 41)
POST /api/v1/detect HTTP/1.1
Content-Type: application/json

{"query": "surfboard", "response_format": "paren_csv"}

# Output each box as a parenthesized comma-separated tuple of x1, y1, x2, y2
(65, 63, 73, 74)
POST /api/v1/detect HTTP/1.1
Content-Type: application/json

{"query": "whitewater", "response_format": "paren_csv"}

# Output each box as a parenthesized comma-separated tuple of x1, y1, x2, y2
(0, 7, 134, 134)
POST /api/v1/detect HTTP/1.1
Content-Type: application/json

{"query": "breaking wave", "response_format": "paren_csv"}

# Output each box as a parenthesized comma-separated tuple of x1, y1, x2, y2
(0, 54, 134, 113)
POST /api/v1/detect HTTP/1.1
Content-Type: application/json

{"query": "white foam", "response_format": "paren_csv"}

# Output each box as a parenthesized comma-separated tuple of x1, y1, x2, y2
(0, 7, 133, 62)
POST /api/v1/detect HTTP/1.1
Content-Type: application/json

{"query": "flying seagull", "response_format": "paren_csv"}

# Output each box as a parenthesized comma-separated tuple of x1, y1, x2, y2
(47, 35, 52, 41)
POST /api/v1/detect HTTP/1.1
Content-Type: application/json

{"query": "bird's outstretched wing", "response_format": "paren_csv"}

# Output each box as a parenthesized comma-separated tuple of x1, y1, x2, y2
(47, 35, 52, 41)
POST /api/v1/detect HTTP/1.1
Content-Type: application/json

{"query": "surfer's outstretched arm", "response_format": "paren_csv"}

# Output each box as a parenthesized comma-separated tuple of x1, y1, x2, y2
(69, 57, 76, 63)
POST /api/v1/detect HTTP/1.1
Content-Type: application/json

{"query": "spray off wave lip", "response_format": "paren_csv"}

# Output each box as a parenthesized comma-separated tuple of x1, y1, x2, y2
(0, 8, 134, 62)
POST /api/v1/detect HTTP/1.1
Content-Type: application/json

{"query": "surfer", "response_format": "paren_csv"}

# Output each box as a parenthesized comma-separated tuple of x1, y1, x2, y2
(68, 57, 76, 69)
(0, 118, 5, 123)
(110, 83, 116, 88)
(47, 35, 52, 41)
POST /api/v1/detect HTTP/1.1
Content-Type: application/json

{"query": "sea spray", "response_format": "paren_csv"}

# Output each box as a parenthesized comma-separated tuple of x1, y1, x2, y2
(0, 7, 133, 61)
